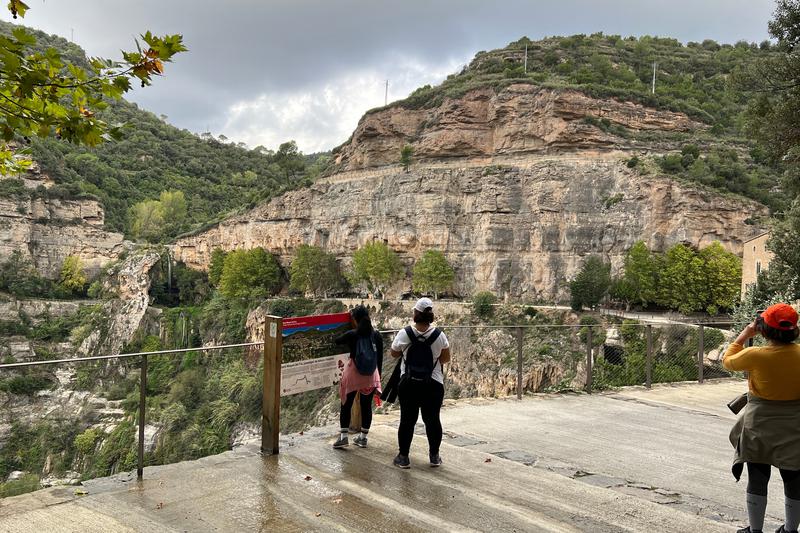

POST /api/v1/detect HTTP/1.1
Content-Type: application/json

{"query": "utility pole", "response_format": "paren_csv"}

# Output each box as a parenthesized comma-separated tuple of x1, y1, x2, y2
(384, 80, 388, 106)
(524, 44, 528, 74)
(651, 61, 657, 94)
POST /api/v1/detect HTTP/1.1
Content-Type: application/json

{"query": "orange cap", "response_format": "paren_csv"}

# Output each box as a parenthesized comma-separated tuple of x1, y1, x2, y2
(761, 303, 799, 331)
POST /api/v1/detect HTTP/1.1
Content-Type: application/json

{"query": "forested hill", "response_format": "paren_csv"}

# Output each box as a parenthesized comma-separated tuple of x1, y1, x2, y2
(0, 21, 328, 241)
(391, 33, 776, 132)
(358, 33, 786, 212)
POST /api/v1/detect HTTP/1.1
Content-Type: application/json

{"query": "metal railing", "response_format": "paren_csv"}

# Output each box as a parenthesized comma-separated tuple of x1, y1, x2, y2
(0, 320, 735, 493)
(0, 342, 264, 484)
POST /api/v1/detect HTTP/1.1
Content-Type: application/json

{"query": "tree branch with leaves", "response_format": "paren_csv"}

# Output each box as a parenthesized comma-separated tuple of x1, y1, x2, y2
(0, 1, 187, 174)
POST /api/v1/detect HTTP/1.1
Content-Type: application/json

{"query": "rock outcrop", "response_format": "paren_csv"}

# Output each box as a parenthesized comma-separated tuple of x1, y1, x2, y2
(333, 85, 701, 171)
(174, 154, 766, 301)
(78, 250, 160, 357)
(0, 170, 128, 278)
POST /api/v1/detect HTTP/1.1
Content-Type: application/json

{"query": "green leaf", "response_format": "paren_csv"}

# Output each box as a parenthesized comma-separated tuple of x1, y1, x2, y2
(7, 0, 29, 19)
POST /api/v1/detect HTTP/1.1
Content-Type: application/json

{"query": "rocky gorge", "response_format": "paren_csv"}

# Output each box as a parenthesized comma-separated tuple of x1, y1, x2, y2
(0, 64, 770, 497)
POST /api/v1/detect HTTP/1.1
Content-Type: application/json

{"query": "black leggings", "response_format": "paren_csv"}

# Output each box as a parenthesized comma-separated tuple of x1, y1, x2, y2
(747, 462, 800, 499)
(340, 390, 374, 430)
(398, 379, 445, 456)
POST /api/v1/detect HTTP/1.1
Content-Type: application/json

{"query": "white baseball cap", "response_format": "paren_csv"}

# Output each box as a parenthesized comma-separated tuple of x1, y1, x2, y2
(414, 297, 434, 312)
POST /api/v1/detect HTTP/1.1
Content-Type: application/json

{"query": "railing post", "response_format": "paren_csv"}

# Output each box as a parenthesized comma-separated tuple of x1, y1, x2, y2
(697, 325, 705, 384)
(262, 315, 283, 455)
(516, 327, 524, 400)
(585, 326, 593, 393)
(137, 354, 147, 481)
(645, 325, 653, 389)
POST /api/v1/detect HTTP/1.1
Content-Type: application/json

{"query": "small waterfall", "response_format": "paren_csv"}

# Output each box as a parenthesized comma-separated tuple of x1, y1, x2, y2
(166, 249, 172, 293)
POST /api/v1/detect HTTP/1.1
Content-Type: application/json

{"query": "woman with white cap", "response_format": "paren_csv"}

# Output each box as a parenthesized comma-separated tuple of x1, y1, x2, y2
(389, 297, 450, 469)
(724, 303, 800, 533)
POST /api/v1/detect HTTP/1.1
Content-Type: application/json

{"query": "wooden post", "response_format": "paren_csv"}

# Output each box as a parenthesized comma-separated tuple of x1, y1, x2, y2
(137, 354, 147, 480)
(516, 327, 524, 400)
(645, 325, 653, 389)
(585, 327, 593, 393)
(697, 325, 705, 384)
(262, 316, 283, 455)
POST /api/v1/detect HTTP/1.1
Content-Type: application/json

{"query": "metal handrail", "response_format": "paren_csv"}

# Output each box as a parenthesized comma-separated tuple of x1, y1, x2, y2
(0, 342, 265, 369)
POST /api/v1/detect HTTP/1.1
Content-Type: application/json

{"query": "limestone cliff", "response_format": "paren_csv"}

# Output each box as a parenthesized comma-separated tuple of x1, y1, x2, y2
(173, 85, 764, 300)
(333, 85, 701, 171)
(0, 170, 128, 278)
(174, 153, 765, 301)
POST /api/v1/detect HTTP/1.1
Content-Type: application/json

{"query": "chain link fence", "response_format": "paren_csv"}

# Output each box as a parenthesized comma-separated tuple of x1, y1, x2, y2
(591, 323, 734, 390)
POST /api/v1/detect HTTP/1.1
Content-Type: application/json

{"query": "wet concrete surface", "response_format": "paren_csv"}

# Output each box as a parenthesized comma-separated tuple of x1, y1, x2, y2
(0, 379, 756, 532)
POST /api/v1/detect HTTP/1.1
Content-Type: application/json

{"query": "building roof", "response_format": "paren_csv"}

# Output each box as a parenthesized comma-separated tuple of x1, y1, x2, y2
(743, 231, 770, 244)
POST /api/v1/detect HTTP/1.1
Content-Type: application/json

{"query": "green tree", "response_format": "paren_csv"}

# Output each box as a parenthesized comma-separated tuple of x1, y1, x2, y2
(158, 190, 187, 236)
(413, 250, 455, 298)
(208, 249, 227, 287)
(658, 244, 706, 313)
(351, 241, 403, 298)
(621, 241, 658, 306)
(59, 255, 86, 294)
(400, 144, 414, 172)
(290, 244, 342, 298)
(698, 241, 742, 314)
(0, 2, 186, 174)
(472, 291, 497, 319)
(569, 256, 611, 311)
(219, 248, 281, 300)
(129, 199, 165, 242)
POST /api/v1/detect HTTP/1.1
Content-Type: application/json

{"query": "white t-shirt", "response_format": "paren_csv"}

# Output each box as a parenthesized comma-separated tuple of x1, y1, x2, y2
(391, 325, 450, 384)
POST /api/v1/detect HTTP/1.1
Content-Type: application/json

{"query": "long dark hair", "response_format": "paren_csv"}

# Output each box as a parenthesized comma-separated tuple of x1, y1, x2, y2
(351, 305, 373, 336)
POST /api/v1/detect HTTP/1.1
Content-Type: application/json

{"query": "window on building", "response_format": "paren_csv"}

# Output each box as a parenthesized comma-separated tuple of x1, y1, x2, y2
(756, 261, 762, 275)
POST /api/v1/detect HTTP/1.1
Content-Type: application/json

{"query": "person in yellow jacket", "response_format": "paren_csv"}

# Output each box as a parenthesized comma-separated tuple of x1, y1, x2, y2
(724, 303, 800, 533)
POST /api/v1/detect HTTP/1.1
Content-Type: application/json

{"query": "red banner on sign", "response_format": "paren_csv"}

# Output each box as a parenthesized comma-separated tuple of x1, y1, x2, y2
(282, 312, 351, 337)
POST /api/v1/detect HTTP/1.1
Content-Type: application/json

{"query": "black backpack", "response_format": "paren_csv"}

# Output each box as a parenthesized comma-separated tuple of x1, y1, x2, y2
(404, 326, 441, 382)
(354, 333, 379, 376)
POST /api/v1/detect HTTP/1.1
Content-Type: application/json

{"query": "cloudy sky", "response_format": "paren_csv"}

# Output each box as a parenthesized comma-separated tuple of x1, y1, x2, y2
(3, 0, 776, 153)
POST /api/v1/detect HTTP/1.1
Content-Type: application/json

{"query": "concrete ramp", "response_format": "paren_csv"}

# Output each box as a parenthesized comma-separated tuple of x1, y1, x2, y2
(0, 412, 736, 532)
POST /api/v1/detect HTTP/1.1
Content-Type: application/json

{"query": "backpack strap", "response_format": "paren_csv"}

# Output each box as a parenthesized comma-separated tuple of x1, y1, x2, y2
(425, 328, 441, 346)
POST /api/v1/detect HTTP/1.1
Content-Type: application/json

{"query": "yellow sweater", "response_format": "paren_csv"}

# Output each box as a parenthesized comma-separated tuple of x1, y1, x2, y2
(723, 342, 800, 400)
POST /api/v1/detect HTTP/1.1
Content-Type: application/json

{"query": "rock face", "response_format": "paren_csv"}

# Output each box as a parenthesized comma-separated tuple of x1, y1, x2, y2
(78, 250, 160, 356)
(0, 171, 128, 278)
(333, 85, 701, 171)
(174, 154, 766, 301)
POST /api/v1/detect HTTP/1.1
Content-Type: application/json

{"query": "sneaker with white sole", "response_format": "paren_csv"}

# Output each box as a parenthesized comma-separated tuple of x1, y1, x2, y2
(429, 453, 443, 467)
(332, 435, 349, 449)
(393, 454, 410, 469)
(354, 435, 368, 448)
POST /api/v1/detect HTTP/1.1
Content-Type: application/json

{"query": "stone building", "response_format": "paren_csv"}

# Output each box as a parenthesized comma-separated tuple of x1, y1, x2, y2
(741, 232, 773, 299)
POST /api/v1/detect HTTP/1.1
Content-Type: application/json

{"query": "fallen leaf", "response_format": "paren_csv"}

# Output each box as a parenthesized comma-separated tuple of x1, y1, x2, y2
(304, 475, 312, 481)
(484, 458, 492, 463)
(299, 431, 304, 436)
(315, 512, 321, 517)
